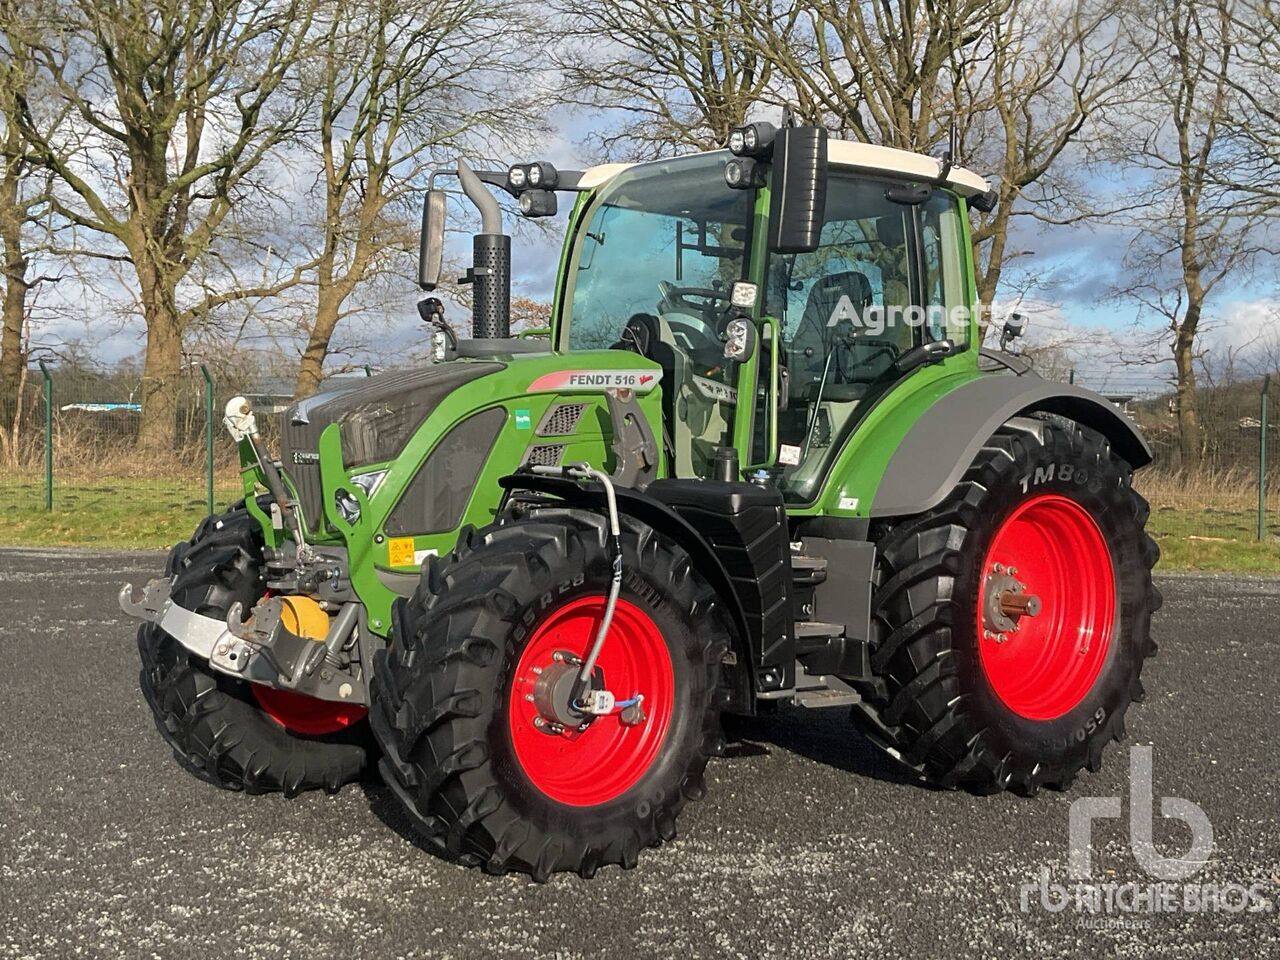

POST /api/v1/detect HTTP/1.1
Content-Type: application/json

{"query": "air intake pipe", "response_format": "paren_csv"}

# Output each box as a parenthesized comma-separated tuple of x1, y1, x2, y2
(457, 159, 511, 340)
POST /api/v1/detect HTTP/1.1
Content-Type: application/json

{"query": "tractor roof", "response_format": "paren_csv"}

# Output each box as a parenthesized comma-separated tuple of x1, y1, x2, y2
(577, 140, 991, 197)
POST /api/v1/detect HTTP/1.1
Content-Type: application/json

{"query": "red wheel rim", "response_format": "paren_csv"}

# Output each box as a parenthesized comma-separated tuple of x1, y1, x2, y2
(508, 596, 675, 807)
(252, 685, 367, 737)
(976, 494, 1116, 721)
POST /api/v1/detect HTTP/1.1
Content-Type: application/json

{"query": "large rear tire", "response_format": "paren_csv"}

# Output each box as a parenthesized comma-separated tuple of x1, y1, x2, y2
(852, 417, 1161, 794)
(370, 514, 730, 879)
(137, 507, 372, 795)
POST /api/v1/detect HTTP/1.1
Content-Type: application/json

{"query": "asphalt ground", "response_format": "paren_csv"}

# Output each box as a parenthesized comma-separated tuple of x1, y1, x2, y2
(0, 547, 1276, 959)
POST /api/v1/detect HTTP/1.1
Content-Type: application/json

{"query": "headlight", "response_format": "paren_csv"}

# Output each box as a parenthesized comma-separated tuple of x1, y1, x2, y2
(507, 164, 527, 190)
(526, 161, 557, 189)
(350, 470, 387, 498)
(518, 189, 557, 218)
(724, 157, 764, 190)
(728, 129, 746, 155)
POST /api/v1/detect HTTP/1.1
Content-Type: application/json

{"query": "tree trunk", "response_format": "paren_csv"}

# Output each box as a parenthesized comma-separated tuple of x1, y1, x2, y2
(1172, 319, 1202, 470)
(293, 287, 342, 400)
(134, 259, 184, 453)
(0, 160, 27, 433)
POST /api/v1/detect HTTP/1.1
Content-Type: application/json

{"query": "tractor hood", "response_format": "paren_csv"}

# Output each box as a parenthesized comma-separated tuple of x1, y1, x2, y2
(280, 360, 504, 526)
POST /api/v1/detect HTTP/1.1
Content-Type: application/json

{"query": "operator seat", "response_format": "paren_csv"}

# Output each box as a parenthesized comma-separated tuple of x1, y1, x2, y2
(613, 312, 680, 464)
(788, 271, 876, 402)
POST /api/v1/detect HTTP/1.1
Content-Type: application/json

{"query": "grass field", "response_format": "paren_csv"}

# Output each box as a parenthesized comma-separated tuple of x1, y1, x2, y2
(1, 468, 1277, 573)
(0, 473, 242, 551)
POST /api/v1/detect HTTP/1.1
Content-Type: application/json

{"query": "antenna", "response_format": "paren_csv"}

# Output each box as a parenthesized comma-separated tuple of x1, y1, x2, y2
(935, 117, 957, 185)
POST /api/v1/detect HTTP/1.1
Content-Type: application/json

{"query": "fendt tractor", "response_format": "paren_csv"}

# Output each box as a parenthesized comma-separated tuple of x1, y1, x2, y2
(122, 120, 1160, 880)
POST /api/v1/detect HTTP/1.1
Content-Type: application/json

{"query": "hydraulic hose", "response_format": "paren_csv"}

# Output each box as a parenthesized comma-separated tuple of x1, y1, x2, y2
(530, 462, 623, 705)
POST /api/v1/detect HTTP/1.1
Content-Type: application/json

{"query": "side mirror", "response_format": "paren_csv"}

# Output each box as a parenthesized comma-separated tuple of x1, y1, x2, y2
(418, 188, 446, 291)
(1000, 312, 1026, 349)
(767, 126, 828, 254)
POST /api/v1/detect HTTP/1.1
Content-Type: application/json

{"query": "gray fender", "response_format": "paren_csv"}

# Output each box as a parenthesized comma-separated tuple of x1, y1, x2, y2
(871, 375, 1153, 518)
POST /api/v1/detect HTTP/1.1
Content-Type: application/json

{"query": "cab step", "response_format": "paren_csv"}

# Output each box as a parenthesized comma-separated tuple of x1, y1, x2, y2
(757, 661, 862, 708)
(789, 553, 828, 587)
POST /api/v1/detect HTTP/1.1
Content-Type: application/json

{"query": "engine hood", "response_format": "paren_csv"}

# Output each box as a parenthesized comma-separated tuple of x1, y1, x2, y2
(280, 361, 504, 529)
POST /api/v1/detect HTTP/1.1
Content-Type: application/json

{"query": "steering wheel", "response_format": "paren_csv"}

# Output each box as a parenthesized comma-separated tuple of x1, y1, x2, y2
(657, 280, 732, 318)
(656, 280, 733, 359)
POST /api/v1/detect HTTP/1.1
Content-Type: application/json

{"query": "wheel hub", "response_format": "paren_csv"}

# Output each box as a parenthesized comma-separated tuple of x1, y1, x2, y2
(981, 564, 1043, 641)
(528, 654, 587, 731)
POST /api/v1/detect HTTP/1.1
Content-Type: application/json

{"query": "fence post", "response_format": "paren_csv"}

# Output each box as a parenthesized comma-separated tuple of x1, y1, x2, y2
(364, 365, 373, 377)
(38, 360, 52, 511)
(1259, 374, 1271, 542)
(1069, 368, 1075, 385)
(200, 364, 214, 517)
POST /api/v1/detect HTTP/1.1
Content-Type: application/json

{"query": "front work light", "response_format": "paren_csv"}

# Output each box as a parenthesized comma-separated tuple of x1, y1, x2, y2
(526, 161, 558, 189)
(727, 121, 777, 157)
(507, 161, 559, 194)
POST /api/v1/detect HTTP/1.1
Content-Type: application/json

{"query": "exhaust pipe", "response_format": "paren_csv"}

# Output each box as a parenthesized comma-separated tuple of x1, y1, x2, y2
(456, 159, 511, 340)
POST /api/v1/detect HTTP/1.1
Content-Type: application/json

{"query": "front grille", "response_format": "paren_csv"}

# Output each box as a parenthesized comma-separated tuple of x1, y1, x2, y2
(537, 402, 587, 436)
(279, 417, 326, 532)
(522, 444, 566, 467)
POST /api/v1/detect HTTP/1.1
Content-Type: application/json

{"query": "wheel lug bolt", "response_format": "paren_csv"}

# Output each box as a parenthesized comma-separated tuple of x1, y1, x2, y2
(532, 666, 542, 675)
(533, 717, 545, 728)
(525, 694, 535, 702)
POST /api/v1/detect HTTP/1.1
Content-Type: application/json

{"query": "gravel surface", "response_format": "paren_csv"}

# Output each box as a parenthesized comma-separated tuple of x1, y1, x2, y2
(1, 548, 1276, 959)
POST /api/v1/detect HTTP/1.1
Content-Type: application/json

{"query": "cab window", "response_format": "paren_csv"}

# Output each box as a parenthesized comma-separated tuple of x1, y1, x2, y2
(765, 178, 964, 503)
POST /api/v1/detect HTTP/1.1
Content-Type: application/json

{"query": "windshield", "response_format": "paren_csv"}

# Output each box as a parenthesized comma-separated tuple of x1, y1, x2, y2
(559, 153, 755, 478)
(562, 153, 753, 348)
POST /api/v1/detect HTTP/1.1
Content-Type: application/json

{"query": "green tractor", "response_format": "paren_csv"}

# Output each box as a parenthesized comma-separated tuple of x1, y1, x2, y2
(122, 122, 1160, 880)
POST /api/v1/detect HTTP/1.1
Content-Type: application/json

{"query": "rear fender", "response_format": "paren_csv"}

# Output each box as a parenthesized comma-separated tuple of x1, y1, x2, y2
(869, 376, 1153, 518)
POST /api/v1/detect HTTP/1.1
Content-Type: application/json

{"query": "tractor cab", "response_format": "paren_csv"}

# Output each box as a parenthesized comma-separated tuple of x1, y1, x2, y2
(422, 122, 994, 498)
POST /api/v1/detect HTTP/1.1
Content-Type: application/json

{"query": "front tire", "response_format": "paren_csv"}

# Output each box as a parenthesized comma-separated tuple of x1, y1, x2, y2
(852, 417, 1161, 794)
(137, 508, 372, 795)
(370, 514, 730, 879)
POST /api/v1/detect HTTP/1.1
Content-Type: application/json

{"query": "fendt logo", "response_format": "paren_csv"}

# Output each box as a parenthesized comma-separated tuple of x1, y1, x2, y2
(529, 369, 663, 393)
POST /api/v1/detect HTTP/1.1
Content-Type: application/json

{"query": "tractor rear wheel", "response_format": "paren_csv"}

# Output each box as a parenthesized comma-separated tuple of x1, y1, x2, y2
(137, 507, 371, 795)
(852, 417, 1161, 794)
(370, 514, 730, 880)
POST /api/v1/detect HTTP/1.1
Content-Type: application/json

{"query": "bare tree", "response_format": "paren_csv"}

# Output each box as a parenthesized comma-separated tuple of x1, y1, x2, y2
(957, 1, 1135, 318)
(747, 0, 1133, 333)
(1107, 0, 1267, 469)
(0, 0, 59, 432)
(292, 0, 533, 398)
(1219, 0, 1280, 215)
(554, 0, 797, 159)
(744, 0, 1005, 148)
(5, 0, 317, 450)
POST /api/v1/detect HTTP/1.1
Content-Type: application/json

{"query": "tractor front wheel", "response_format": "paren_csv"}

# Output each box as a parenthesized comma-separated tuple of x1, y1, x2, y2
(853, 417, 1161, 794)
(370, 514, 730, 880)
(137, 507, 372, 795)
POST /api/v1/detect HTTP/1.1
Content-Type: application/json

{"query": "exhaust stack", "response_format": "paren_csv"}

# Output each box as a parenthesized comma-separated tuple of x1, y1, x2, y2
(456, 159, 511, 340)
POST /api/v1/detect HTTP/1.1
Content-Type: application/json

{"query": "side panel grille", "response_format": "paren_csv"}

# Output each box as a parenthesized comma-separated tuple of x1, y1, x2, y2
(537, 403, 587, 437)
(522, 444, 566, 467)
